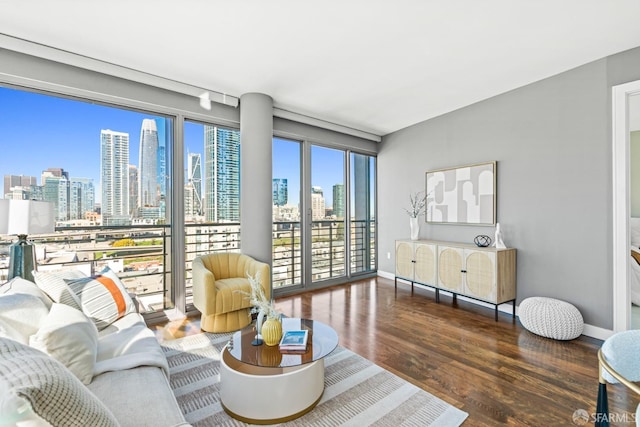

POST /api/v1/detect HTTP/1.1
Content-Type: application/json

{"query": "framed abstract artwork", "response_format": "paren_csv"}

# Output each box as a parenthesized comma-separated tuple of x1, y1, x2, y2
(425, 161, 496, 225)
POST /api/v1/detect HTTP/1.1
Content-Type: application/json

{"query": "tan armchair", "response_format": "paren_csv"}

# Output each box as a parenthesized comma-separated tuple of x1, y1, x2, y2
(192, 253, 271, 333)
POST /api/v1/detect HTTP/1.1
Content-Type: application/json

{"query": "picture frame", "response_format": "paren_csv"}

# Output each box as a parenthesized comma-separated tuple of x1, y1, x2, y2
(425, 161, 496, 225)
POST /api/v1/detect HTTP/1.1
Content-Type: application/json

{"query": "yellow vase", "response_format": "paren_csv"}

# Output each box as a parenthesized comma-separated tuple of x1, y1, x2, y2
(261, 317, 283, 346)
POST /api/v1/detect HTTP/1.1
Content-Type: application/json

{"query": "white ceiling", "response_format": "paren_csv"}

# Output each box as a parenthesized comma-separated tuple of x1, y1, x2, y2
(1, 0, 640, 137)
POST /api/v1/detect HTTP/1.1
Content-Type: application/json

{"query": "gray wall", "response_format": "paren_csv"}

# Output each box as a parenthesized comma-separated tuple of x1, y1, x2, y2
(378, 46, 640, 330)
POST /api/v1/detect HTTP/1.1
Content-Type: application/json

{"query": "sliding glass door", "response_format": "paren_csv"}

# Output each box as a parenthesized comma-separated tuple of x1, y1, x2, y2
(310, 145, 346, 283)
(272, 137, 376, 293)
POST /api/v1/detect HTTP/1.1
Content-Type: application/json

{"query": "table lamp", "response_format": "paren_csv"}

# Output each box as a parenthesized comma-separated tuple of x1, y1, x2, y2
(0, 200, 55, 282)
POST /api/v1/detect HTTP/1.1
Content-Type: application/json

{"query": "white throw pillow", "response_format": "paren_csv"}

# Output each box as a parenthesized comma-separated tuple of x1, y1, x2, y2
(0, 338, 118, 427)
(0, 294, 50, 344)
(64, 267, 135, 330)
(29, 303, 98, 385)
(0, 277, 53, 310)
(32, 269, 85, 310)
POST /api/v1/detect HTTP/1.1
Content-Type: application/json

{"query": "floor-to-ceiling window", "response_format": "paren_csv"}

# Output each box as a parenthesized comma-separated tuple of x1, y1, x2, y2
(272, 136, 376, 293)
(0, 85, 175, 313)
(183, 121, 241, 306)
(272, 137, 302, 288)
(350, 152, 376, 275)
(310, 145, 346, 283)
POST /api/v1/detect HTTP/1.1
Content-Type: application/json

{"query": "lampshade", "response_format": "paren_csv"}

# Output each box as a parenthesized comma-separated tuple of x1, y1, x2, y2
(0, 200, 55, 236)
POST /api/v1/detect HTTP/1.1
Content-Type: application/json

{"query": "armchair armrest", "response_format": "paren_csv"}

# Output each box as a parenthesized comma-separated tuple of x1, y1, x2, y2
(192, 257, 217, 313)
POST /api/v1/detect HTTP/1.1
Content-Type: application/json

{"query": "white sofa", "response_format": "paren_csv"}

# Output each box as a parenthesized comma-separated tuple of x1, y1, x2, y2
(0, 271, 189, 427)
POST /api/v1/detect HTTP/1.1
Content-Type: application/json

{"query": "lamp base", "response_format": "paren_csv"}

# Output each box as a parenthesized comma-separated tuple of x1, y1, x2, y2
(8, 235, 37, 283)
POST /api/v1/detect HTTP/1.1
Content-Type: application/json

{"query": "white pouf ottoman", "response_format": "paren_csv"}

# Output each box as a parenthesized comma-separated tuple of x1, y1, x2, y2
(519, 297, 584, 340)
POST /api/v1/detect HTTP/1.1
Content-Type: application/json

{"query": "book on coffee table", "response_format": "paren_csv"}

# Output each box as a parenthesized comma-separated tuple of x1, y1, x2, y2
(279, 330, 309, 351)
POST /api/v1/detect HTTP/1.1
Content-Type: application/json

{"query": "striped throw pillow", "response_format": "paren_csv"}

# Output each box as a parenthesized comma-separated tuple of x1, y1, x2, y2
(32, 269, 86, 310)
(0, 337, 119, 427)
(64, 267, 135, 330)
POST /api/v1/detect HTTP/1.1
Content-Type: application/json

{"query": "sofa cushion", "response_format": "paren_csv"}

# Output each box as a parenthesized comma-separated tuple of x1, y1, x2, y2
(88, 366, 188, 427)
(64, 267, 136, 330)
(32, 269, 86, 310)
(95, 314, 169, 377)
(29, 303, 99, 385)
(0, 293, 49, 344)
(0, 337, 119, 427)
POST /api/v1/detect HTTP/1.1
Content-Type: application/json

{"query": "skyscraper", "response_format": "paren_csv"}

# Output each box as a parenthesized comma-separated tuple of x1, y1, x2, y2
(101, 129, 130, 225)
(204, 126, 240, 222)
(128, 165, 138, 217)
(42, 168, 70, 221)
(273, 178, 288, 206)
(332, 184, 344, 218)
(138, 119, 159, 215)
(155, 118, 167, 201)
(188, 152, 202, 214)
(69, 177, 95, 220)
(311, 186, 325, 220)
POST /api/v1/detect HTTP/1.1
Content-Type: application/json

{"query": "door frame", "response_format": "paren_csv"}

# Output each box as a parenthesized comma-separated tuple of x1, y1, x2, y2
(612, 80, 640, 332)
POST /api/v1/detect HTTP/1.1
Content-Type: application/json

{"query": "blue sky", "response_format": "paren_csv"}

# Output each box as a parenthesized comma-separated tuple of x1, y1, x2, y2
(0, 86, 343, 207)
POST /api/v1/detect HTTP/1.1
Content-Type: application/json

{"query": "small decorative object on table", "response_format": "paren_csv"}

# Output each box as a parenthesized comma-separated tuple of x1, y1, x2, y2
(237, 273, 281, 346)
(404, 191, 425, 241)
(279, 330, 309, 352)
(474, 235, 492, 247)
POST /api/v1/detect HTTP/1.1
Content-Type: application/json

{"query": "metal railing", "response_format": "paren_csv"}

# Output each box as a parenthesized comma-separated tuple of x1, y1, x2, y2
(272, 219, 376, 288)
(0, 223, 241, 314)
(0, 219, 375, 311)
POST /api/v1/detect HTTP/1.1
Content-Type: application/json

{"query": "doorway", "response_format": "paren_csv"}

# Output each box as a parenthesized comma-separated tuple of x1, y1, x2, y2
(612, 79, 640, 331)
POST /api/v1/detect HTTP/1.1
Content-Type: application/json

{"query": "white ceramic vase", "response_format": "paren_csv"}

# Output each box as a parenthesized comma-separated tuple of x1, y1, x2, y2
(409, 217, 420, 240)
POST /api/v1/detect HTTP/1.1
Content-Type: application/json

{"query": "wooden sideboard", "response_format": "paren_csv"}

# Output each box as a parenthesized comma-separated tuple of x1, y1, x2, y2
(395, 239, 517, 321)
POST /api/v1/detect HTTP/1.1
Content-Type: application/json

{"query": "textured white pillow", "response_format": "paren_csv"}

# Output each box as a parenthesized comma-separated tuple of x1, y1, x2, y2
(0, 338, 119, 427)
(0, 294, 50, 344)
(64, 267, 135, 330)
(0, 277, 53, 310)
(29, 303, 98, 385)
(32, 269, 86, 310)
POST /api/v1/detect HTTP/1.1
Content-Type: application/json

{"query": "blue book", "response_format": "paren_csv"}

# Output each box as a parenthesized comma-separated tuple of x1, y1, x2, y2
(279, 330, 309, 350)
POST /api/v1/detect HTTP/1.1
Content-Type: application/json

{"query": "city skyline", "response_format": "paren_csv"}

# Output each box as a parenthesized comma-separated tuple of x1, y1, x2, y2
(0, 86, 343, 209)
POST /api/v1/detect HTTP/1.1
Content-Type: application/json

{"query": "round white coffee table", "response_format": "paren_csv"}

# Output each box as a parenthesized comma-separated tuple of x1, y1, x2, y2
(220, 317, 338, 424)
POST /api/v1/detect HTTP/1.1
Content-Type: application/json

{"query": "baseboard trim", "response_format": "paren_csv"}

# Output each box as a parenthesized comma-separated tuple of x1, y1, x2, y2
(376, 271, 612, 341)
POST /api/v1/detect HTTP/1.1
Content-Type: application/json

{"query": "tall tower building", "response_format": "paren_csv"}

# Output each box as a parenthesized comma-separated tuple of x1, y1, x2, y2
(273, 178, 288, 207)
(188, 152, 202, 215)
(42, 168, 70, 221)
(204, 126, 240, 222)
(128, 165, 138, 217)
(311, 186, 325, 220)
(138, 119, 159, 216)
(69, 177, 95, 220)
(332, 184, 344, 218)
(101, 129, 130, 225)
(155, 118, 167, 201)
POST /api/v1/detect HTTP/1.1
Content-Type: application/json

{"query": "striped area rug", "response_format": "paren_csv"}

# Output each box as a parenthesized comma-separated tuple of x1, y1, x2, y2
(161, 333, 468, 426)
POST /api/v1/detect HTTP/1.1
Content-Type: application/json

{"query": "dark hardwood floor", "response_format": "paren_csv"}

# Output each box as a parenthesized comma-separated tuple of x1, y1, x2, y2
(156, 277, 636, 426)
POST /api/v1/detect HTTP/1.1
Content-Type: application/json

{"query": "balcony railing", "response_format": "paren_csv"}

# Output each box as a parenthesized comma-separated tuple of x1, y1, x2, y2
(272, 219, 376, 288)
(0, 223, 241, 314)
(0, 219, 375, 312)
